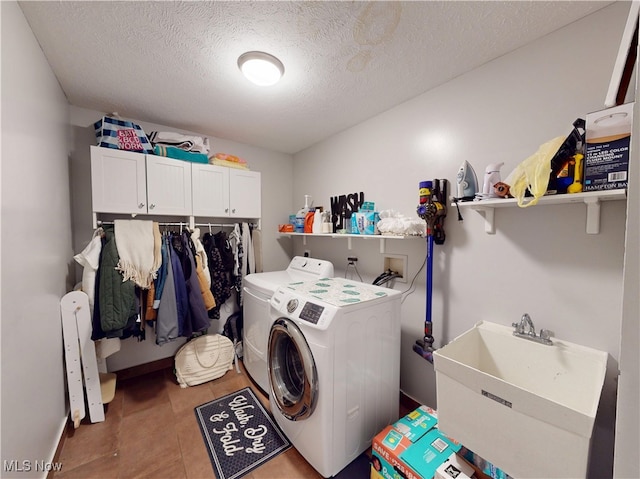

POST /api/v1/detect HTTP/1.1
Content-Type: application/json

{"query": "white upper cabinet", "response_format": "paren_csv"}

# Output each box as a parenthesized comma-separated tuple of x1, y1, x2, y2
(191, 163, 230, 217)
(229, 169, 261, 218)
(192, 163, 261, 218)
(90, 146, 191, 216)
(145, 155, 191, 215)
(91, 146, 261, 221)
(90, 146, 147, 215)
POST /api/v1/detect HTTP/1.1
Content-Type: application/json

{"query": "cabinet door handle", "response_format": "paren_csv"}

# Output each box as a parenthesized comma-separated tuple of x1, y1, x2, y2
(225, 208, 229, 213)
(232, 209, 236, 214)
(149, 204, 156, 210)
(138, 203, 145, 209)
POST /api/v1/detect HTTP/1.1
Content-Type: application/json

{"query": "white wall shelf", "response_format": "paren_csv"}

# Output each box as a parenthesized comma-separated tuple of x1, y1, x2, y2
(453, 189, 627, 234)
(279, 232, 425, 253)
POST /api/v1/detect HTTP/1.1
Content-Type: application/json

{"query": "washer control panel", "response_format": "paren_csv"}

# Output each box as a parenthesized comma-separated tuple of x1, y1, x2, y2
(270, 286, 338, 330)
(299, 302, 325, 324)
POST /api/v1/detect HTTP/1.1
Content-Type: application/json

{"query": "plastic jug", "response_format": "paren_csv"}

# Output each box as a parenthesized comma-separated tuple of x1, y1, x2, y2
(312, 207, 323, 233)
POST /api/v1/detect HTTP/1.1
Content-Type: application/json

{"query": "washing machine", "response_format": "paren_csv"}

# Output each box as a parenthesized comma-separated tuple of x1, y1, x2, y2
(267, 277, 401, 478)
(242, 256, 334, 393)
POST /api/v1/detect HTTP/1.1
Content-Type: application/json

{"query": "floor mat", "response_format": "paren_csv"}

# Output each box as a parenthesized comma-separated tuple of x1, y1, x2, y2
(195, 387, 291, 479)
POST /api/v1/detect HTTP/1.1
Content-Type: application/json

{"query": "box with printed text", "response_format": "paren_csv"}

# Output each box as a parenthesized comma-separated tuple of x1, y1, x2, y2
(370, 405, 474, 479)
(584, 102, 633, 191)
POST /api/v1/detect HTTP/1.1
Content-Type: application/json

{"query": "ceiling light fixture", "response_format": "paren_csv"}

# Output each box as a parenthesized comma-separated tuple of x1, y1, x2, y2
(237, 51, 284, 86)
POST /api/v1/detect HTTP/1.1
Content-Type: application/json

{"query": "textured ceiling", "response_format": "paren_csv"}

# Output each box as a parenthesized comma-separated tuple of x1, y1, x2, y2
(19, 1, 612, 154)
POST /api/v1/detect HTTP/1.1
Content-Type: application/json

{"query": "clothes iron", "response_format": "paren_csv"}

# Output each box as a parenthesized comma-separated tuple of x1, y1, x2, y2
(455, 160, 478, 200)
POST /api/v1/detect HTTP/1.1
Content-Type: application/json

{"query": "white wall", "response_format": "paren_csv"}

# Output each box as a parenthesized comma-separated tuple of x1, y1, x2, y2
(68, 106, 295, 370)
(1, 2, 72, 476)
(614, 58, 640, 479)
(292, 4, 630, 478)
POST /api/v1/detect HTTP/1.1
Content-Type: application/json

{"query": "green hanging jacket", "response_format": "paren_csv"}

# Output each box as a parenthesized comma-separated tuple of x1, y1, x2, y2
(99, 226, 136, 337)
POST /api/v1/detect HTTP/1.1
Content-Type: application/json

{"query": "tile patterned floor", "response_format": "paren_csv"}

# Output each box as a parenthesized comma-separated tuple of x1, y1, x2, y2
(52, 361, 394, 479)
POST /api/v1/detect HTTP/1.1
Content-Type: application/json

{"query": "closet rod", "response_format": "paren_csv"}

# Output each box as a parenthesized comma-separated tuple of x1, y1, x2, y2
(96, 221, 257, 228)
(194, 222, 258, 228)
(194, 221, 258, 228)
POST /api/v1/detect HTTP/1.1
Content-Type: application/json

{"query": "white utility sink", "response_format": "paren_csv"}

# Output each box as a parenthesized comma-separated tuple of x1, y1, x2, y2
(433, 320, 608, 479)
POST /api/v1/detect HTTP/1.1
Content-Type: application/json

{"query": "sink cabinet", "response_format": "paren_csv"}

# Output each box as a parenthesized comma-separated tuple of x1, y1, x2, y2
(433, 320, 608, 479)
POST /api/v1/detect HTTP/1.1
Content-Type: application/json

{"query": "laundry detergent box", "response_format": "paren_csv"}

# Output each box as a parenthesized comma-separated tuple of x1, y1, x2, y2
(584, 102, 633, 191)
(350, 201, 379, 235)
(351, 211, 380, 234)
(371, 406, 465, 479)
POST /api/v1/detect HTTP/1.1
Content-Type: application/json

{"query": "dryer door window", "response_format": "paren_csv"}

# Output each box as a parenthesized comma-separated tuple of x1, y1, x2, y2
(267, 317, 318, 421)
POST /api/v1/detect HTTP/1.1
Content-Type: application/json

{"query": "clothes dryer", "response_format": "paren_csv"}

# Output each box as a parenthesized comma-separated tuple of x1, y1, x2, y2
(242, 256, 334, 393)
(267, 278, 401, 478)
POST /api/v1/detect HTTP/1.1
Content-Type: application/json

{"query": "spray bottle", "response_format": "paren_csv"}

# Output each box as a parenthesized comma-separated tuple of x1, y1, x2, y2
(295, 195, 312, 233)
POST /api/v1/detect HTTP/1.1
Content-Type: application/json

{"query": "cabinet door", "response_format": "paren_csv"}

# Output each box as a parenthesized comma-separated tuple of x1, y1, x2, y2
(90, 146, 147, 214)
(191, 163, 230, 217)
(145, 156, 192, 215)
(229, 170, 261, 218)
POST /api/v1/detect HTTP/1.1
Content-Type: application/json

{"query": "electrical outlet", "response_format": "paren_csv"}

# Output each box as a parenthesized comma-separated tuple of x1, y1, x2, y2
(383, 254, 408, 283)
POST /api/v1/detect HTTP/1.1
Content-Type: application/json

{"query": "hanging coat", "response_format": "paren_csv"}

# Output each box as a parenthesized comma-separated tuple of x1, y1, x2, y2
(191, 228, 211, 288)
(181, 231, 211, 334)
(242, 222, 255, 276)
(202, 233, 232, 320)
(98, 226, 137, 338)
(229, 223, 244, 307)
(153, 234, 169, 309)
(73, 227, 103, 315)
(214, 230, 235, 272)
(195, 254, 216, 312)
(171, 232, 210, 336)
(169, 234, 190, 337)
(156, 239, 179, 345)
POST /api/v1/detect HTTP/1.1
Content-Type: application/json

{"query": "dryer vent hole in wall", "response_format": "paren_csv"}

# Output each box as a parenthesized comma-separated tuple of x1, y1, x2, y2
(304, 250, 311, 257)
(383, 254, 407, 283)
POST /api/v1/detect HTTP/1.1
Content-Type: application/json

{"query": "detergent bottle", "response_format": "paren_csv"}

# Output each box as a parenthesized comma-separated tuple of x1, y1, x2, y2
(295, 195, 312, 233)
(304, 209, 315, 233)
(312, 207, 323, 233)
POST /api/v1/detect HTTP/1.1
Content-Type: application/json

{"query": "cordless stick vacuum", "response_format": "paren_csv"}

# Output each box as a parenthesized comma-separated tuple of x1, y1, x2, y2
(413, 180, 447, 363)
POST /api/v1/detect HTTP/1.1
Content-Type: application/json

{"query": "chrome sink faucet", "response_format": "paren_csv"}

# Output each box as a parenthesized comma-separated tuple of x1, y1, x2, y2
(512, 313, 553, 345)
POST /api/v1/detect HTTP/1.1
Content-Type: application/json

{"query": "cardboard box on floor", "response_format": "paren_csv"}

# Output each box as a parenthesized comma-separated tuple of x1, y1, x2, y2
(371, 405, 479, 479)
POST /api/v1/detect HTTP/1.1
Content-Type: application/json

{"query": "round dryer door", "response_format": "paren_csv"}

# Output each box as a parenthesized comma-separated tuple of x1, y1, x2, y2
(267, 317, 318, 421)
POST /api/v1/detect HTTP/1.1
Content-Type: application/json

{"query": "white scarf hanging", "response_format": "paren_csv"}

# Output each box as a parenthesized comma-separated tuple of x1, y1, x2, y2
(114, 219, 158, 289)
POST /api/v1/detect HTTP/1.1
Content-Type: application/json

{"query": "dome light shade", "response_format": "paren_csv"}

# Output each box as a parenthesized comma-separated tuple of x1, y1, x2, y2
(238, 51, 284, 86)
